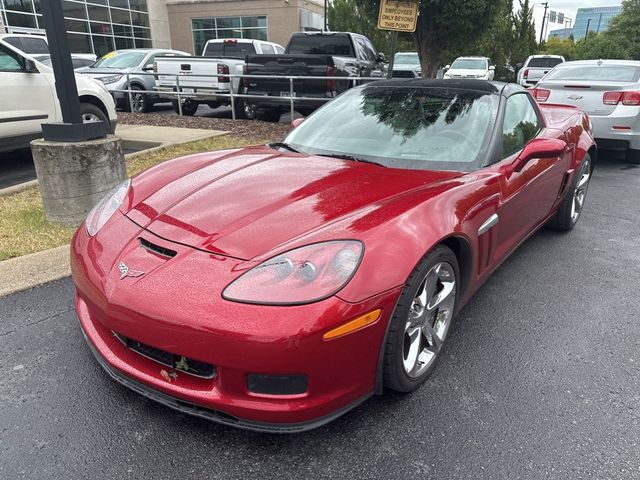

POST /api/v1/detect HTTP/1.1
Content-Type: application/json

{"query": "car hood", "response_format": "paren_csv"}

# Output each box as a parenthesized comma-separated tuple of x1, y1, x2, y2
(79, 67, 135, 76)
(125, 147, 463, 260)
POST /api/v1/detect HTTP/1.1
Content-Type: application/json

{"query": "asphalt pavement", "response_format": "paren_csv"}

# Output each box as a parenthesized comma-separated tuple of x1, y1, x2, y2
(1, 153, 639, 479)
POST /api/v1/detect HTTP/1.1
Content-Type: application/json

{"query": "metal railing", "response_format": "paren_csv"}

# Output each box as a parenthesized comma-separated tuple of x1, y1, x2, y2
(103, 71, 375, 121)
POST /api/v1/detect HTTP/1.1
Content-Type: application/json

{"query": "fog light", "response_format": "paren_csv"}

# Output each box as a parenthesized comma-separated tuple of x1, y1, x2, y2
(247, 374, 308, 396)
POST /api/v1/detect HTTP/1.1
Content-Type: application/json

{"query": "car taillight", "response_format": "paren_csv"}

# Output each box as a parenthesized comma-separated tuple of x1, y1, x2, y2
(523, 68, 529, 79)
(327, 65, 336, 93)
(531, 88, 550, 102)
(223, 39, 238, 44)
(242, 64, 249, 88)
(603, 91, 640, 106)
(217, 63, 230, 84)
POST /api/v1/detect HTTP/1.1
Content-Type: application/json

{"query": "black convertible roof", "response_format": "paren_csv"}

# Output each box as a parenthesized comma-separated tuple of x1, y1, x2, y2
(366, 79, 525, 96)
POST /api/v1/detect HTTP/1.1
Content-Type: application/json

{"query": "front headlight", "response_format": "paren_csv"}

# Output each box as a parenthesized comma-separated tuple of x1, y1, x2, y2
(85, 179, 130, 236)
(99, 74, 123, 85)
(223, 240, 363, 305)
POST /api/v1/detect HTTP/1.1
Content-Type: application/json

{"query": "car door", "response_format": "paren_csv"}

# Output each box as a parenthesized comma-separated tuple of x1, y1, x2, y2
(0, 43, 57, 142)
(493, 93, 570, 260)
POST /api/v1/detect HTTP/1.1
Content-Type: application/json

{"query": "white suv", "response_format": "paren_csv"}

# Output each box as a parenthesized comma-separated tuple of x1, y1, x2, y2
(444, 57, 495, 80)
(0, 36, 117, 153)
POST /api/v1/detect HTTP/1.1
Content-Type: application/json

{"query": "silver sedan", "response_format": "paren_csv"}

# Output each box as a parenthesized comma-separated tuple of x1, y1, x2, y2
(531, 59, 640, 163)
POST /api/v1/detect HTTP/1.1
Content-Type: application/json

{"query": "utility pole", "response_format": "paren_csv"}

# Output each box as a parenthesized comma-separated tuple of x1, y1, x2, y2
(539, 2, 549, 44)
(584, 18, 591, 40)
(324, 0, 328, 31)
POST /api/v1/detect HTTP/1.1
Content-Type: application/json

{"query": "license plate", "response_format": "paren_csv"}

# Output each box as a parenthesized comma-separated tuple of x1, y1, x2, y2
(280, 91, 296, 98)
(182, 88, 195, 94)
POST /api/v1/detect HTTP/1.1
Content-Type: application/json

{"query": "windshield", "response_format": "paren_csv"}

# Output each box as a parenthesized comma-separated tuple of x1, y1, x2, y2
(287, 35, 354, 56)
(545, 64, 640, 82)
(92, 51, 145, 69)
(285, 86, 498, 172)
(451, 59, 487, 70)
(395, 53, 419, 65)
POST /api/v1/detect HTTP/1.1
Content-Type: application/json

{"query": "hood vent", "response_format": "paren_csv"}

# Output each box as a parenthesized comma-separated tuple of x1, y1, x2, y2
(139, 238, 177, 258)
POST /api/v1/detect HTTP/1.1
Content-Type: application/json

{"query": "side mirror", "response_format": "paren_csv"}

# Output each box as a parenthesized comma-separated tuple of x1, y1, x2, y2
(514, 138, 567, 172)
(444, 64, 451, 71)
(376, 52, 386, 63)
(142, 63, 154, 71)
(24, 58, 38, 72)
(291, 117, 304, 129)
(489, 65, 495, 71)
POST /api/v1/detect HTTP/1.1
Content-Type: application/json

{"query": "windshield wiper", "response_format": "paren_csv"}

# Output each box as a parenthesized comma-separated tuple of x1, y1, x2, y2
(317, 153, 386, 167)
(268, 142, 301, 153)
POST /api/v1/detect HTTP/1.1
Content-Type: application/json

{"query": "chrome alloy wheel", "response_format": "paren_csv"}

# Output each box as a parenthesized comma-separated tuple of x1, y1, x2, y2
(571, 158, 591, 223)
(130, 92, 145, 112)
(403, 262, 456, 378)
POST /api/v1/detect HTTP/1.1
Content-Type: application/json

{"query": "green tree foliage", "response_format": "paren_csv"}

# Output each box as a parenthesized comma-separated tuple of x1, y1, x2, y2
(512, 0, 537, 66)
(541, 36, 576, 60)
(474, 0, 516, 81)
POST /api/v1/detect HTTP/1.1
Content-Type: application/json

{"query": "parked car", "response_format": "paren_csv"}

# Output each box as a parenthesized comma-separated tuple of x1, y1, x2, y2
(72, 79, 595, 432)
(531, 59, 640, 163)
(243, 31, 386, 121)
(154, 38, 284, 117)
(33, 54, 96, 70)
(444, 57, 495, 80)
(0, 37, 117, 154)
(391, 52, 421, 78)
(516, 55, 565, 87)
(0, 33, 96, 62)
(78, 48, 189, 113)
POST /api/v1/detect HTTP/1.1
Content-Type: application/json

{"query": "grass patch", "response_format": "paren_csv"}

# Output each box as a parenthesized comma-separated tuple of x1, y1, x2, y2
(0, 134, 270, 262)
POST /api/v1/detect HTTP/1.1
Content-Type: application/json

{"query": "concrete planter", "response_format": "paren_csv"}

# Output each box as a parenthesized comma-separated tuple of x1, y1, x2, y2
(31, 135, 126, 225)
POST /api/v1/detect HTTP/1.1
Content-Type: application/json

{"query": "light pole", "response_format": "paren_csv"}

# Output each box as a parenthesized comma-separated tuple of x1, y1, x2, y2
(539, 2, 549, 44)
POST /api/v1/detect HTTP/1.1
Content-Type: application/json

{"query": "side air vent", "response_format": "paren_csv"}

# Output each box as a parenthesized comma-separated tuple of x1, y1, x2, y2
(140, 238, 177, 258)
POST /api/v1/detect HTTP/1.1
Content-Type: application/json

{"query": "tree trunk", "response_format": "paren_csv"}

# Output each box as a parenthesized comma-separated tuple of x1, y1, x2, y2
(414, 2, 441, 78)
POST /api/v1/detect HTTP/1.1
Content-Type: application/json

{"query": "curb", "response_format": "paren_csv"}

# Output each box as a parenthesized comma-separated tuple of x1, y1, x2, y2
(0, 245, 71, 297)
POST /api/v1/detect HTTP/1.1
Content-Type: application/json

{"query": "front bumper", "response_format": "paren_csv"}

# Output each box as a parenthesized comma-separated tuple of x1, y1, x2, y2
(71, 213, 400, 432)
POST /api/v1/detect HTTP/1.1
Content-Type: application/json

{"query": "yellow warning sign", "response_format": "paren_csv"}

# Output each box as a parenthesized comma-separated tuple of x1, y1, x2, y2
(377, 0, 419, 32)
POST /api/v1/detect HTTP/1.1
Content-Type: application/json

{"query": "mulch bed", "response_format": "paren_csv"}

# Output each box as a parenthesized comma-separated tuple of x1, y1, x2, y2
(118, 112, 291, 140)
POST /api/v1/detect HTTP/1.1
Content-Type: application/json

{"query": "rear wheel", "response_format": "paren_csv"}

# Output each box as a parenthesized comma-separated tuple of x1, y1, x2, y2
(547, 154, 592, 231)
(172, 99, 198, 116)
(242, 103, 256, 120)
(383, 245, 459, 392)
(256, 108, 281, 123)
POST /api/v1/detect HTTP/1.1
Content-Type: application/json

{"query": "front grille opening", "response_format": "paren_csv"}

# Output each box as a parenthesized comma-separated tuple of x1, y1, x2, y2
(113, 332, 216, 379)
(139, 238, 177, 258)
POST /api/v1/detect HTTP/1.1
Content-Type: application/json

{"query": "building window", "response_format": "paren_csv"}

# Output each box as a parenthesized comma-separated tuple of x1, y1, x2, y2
(191, 16, 268, 55)
(0, 0, 150, 56)
(300, 9, 323, 31)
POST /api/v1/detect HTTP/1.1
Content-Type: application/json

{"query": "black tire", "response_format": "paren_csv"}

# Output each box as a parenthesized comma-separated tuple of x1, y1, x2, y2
(172, 99, 198, 116)
(231, 99, 248, 119)
(79, 102, 109, 126)
(383, 245, 459, 393)
(626, 149, 640, 164)
(242, 102, 257, 120)
(547, 154, 592, 231)
(124, 85, 149, 113)
(256, 108, 281, 123)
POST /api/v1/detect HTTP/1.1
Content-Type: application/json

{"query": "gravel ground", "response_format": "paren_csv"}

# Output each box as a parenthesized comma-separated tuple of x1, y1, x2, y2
(118, 112, 291, 140)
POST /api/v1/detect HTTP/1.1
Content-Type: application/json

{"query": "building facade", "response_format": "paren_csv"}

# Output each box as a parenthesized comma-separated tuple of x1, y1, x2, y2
(0, 0, 323, 56)
(573, 5, 622, 40)
(166, 0, 324, 54)
(548, 27, 573, 40)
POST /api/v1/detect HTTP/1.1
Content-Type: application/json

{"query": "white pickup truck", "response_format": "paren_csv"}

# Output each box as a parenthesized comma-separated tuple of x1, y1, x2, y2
(517, 55, 565, 87)
(0, 35, 117, 154)
(154, 38, 283, 118)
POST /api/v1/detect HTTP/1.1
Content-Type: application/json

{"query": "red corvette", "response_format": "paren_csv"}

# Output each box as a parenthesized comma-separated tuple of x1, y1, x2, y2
(72, 80, 596, 432)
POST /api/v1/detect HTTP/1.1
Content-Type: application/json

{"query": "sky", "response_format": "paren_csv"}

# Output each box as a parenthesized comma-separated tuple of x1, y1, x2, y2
(519, 0, 623, 39)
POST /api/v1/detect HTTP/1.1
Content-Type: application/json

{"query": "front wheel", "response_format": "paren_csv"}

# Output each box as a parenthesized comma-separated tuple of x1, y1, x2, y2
(172, 99, 198, 116)
(547, 154, 592, 231)
(383, 245, 459, 392)
(124, 85, 149, 113)
(79, 102, 109, 127)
